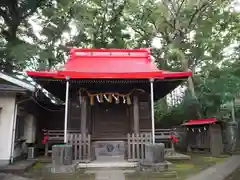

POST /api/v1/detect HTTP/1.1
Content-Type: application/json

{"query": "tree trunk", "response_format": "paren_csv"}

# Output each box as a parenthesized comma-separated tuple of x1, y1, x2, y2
(182, 60, 202, 118)
(182, 61, 196, 97)
(175, 32, 202, 119)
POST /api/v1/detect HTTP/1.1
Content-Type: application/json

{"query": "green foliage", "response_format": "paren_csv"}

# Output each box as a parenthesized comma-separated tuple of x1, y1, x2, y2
(0, 0, 51, 72)
(144, 0, 240, 122)
(1, 0, 240, 125)
(2, 0, 133, 70)
(155, 92, 199, 128)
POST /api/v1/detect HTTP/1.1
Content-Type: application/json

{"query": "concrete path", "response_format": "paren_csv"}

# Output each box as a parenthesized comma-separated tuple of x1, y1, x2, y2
(0, 160, 37, 174)
(186, 155, 240, 180)
(0, 172, 34, 180)
(87, 169, 134, 180)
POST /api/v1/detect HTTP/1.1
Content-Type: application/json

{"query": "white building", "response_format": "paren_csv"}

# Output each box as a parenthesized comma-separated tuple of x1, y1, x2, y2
(0, 72, 36, 166)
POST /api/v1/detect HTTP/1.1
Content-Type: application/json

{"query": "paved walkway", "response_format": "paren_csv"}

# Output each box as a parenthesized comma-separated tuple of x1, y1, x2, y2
(0, 160, 36, 174)
(87, 169, 134, 180)
(0, 172, 34, 180)
(186, 155, 240, 180)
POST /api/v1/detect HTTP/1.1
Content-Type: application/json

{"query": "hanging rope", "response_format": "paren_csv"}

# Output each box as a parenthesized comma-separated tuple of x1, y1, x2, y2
(79, 88, 145, 105)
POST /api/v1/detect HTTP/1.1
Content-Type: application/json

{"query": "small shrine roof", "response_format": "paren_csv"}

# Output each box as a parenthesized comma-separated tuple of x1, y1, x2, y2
(182, 118, 217, 126)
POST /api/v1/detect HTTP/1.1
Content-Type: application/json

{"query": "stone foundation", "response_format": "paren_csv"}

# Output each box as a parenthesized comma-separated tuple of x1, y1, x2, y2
(139, 160, 172, 172)
(43, 164, 77, 174)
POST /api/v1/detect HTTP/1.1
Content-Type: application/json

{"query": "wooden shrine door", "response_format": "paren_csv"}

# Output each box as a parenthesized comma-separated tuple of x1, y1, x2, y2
(92, 103, 130, 139)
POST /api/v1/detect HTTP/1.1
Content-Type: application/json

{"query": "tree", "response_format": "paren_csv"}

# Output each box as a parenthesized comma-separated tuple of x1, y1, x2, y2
(0, 0, 51, 72)
(21, 0, 132, 70)
(68, 0, 131, 48)
(1, 0, 240, 122)
(125, 0, 240, 119)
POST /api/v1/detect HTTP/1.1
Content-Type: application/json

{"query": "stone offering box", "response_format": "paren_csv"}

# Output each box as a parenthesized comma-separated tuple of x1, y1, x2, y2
(93, 141, 125, 161)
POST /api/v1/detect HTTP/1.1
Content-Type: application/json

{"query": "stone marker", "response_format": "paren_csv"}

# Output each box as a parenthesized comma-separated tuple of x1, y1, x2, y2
(210, 124, 223, 157)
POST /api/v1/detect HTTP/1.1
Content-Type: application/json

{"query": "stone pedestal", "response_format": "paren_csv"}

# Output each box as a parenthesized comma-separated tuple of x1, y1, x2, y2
(145, 143, 165, 163)
(52, 144, 73, 166)
(43, 144, 75, 176)
(139, 143, 170, 172)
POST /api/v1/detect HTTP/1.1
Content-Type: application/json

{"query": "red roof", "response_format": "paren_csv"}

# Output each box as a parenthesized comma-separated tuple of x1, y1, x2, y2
(27, 48, 192, 79)
(182, 118, 217, 126)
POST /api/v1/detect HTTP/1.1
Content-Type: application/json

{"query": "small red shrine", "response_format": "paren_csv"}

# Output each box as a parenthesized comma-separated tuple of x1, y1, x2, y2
(182, 118, 224, 156)
(27, 48, 191, 162)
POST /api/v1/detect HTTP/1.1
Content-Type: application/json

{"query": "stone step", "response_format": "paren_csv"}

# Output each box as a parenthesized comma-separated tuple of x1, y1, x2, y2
(0, 160, 37, 175)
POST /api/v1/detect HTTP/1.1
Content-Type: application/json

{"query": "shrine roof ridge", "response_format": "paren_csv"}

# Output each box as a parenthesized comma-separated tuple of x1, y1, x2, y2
(26, 48, 192, 80)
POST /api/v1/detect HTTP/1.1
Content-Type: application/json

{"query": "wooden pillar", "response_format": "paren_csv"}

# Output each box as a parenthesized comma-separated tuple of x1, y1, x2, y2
(133, 96, 139, 133)
(80, 96, 87, 136)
